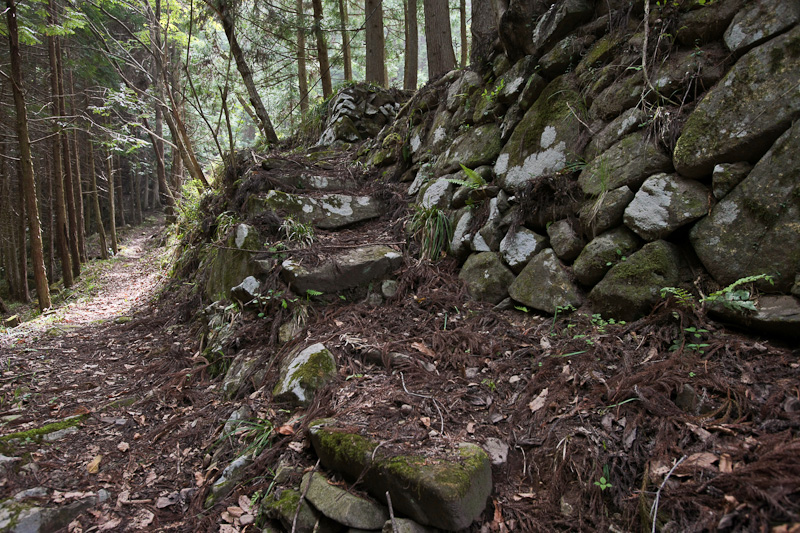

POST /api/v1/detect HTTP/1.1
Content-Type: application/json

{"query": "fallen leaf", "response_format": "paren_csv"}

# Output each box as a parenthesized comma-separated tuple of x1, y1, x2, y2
(98, 518, 122, 531)
(117, 442, 130, 453)
(420, 416, 431, 428)
(219, 526, 238, 533)
(288, 441, 304, 453)
(514, 492, 536, 500)
(238, 495, 253, 514)
(466, 422, 476, 434)
(681, 452, 718, 471)
(195, 471, 205, 486)
(528, 388, 549, 413)
(145, 471, 158, 486)
(411, 342, 436, 358)
(719, 453, 733, 474)
(220, 511, 233, 523)
(87, 455, 103, 474)
(130, 509, 154, 530)
(156, 493, 179, 508)
(277, 424, 295, 435)
(240, 513, 254, 526)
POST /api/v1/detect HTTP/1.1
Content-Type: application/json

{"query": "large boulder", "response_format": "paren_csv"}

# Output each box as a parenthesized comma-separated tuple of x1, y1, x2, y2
(710, 296, 800, 339)
(723, 0, 800, 54)
(589, 240, 682, 321)
(495, 76, 585, 191)
(204, 224, 262, 301)
(249, 191, 383, 229)
(273, 343, 337, 407)
(573, 227, 642, 286)
(530, 0, 594, 57)
(673, 25, 800, 178)
(579, 132, 673, 196)
(578, 186, 635, 237)
(623, 173, 710, 241)
(281, 245, 403, 294)
(309, 421, 492, 531)
(499, 227, 548, 273)
(435, 124, 503, 175)
(459, 252, 516, 304)
(676, 0, 747, 46)
(690, 122, 800, 292)
(508, 249, 582, 313)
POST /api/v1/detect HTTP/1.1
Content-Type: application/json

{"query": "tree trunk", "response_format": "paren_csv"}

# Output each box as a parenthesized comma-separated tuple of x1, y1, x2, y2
(47, 24, 74, 288)
(460, 0, 468, 67)
(6, 0, 51, 310)
(297, 0, 309, 114)
(66, 55, 87, 263)
(365, 0, 387, 86)
(54, 32, 81, 279)
(105, 147, 118, 255)
(337, 0, 352, 81)
(88, 141, 108, 260)
(470, 0, 496, 68)
(312, 0, 333, 98)
(211, 0, 279, 143)
(424, 0, 456, 80)
(404, 0, 418, 90)
(116, 155, 126, 228)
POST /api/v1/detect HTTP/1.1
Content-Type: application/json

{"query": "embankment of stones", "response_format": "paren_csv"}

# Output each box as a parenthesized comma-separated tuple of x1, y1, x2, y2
(360, 0, 800, 337)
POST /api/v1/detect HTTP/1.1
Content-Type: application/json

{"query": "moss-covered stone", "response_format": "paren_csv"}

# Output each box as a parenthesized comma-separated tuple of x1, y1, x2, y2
(589, 240, 682, 321)
(508, 248, 582, 313)
(674, 25, 800, 177)
(0, 414, 87, 445)
(573, 226, 642, 286)
(308, 421, 492, 531)
(495, 75, 585, 191)
(435, 124, 502, 177)
(459, 252, 515, 304)
(273, 343, 337, 407)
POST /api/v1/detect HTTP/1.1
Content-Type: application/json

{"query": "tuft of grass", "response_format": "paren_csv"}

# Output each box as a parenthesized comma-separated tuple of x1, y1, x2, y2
(409, 205, 452, 261)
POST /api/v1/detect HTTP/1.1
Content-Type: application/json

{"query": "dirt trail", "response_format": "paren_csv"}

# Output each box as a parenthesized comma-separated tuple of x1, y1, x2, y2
(1, 215, 212, 532)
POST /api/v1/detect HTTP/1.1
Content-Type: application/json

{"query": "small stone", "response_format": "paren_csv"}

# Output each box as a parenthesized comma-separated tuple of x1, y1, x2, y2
(400, 404, 413, 417)
(483, 438, 509, 465)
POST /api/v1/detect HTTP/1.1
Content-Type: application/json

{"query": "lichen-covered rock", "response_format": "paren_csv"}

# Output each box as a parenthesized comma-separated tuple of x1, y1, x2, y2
(584, 107, 646, 161)
(690, 122, 800, 292)
(508, 249, 582, 313)
(424, 110, 454, 156)
(500, 227, 548, 273)
(518, 73, 547, 111)
(263, 488, 337, 533)
(573, 227, 641, 286)
(459, 252, 516, 304)
(531, 0, 594, 56)
(673, 25, 800, 178)
(309, 421, 492, 531)
(547, 220, 585, 262)
(578, 132, 673, 195)
(446, 71, 482, 111)
(0, 497, 96, 533)
(723, 0, 800, 54)
(538, 35, 591, 77)
(712, 162, 752, 200)
(589, 71, 644, 121)
(578, 186, 635, 237)
(435, 124, 503, 175)
(248, 191, 383, 230)
(495, 76, 585, 191)
(205, 455, 252, 507)
(623, 173, 710, 241)
(418, 177, 455, 209)
(496, 56, 537, 106)
(301, 472, 389, 529)
(281, 245, 402, 294)
(273, 343, 337, 407)
(204, 224, 262, 301)
(650, 44, 727, 102)
(230, 276, 260, 304)
(589, 240, 681, 321)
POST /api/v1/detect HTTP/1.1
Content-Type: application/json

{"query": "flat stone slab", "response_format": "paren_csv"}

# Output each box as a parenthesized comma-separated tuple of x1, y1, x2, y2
(309, 420, 492, 531)
(710, 296, 800, 339)
(281, 245, 402, 294)
(301, 472, 388, 529)
(248, 190, 383, 229)
(273, 343, 337, 407)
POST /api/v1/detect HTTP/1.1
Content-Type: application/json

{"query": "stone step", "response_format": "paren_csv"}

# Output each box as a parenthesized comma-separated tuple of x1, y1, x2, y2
(247, 190, 383, 230)
(281, 245, 402, 294)
(249, 168, 359, 192)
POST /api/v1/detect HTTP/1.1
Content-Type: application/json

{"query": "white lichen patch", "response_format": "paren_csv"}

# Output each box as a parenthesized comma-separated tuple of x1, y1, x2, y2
(714, 200, 740, 225)
(321, 195, 354, 216)
(421, 179, 452, 208)
(433, 127, 447, 146)
(501, 142, 567, 189)
(235, 224, 250, 249)
(411, 134, 422, 153)
(540, 126, 557, 149)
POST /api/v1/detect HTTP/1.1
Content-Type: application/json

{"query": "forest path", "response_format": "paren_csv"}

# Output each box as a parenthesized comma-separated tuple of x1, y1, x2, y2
(1, 214, 210, 531)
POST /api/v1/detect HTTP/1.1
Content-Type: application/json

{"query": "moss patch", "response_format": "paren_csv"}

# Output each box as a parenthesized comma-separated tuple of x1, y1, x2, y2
(0, 414, 87, 446)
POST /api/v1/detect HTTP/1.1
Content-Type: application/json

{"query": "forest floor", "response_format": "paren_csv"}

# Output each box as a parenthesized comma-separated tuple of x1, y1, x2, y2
(1, 188, 799, 532)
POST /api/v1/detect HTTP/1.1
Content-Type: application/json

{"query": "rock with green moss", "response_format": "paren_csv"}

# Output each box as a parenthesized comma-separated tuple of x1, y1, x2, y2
(281, 245, 402, 293)
(573, 227, 641, 286)
(539, 35, 591, 78)
(589, 240, 682, 321)
(575, 32, 625, 77)
(676, 0, 745, 46)
(450, 209, 476, 260)
(690, 122, 800, 292)
(578, 132, 673, 196)
(589, 71, 644, 121)
(446, 71, 482, 111)
(273, 343, 337, 407)
(308, 420, 492, 531)
(434, 124, 502, 176)
(723, 0, 800, 54)
(673, 25, 800, 178)
(422, 110, 454, 157)
(584, 108, 646, 161)
(301, 472, 388, 529)
(205, 454, 253, 508)
(262, 488, 335, 533)
(508, 248, 582, 313)
(417, 177, 455, 209)
(222, 352, 267, 400)
(204, 224, 262, 301)
(578, 186, 635, 237)
(496, 56, 537, 106)
(547, 220, 585, 262)
(623, 173, 710, 241)
(459, 252, 516, 304)
(495, 75, 585, 191)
